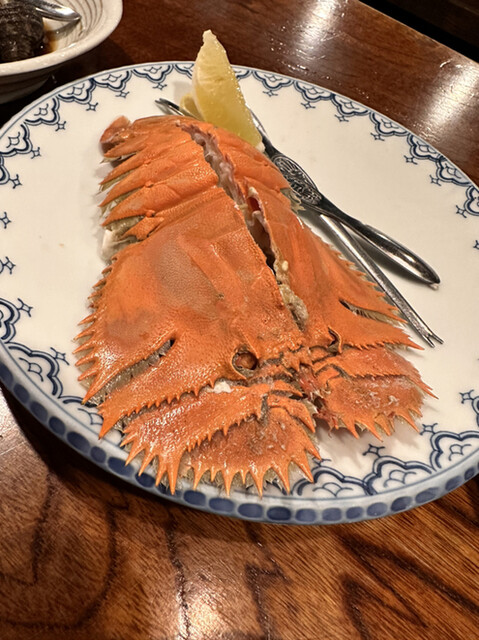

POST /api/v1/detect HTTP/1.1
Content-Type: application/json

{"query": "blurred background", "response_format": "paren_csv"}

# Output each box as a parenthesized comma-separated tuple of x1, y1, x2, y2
(360, 0, 479, 61)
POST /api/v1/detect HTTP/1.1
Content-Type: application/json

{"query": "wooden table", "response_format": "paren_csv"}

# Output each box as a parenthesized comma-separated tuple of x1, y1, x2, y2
(1, 1, 478, 638)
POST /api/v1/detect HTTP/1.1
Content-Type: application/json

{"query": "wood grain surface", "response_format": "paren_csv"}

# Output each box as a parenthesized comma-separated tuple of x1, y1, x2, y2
(1, 1, 478, 639)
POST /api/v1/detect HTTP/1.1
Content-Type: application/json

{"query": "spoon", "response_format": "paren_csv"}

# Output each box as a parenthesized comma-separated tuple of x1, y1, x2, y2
(23, 0, 81, 22)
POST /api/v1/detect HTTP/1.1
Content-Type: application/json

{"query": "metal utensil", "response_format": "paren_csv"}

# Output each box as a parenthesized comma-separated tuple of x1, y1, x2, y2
(23, 0, 81, 22)
(155, 97, 443, 346)
(271, 156, 440, 285)
(155, 97, 439, 286)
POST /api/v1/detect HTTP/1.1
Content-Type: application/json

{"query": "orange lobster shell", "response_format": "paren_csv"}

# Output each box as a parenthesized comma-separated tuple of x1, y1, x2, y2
(75, 115, 429, 494)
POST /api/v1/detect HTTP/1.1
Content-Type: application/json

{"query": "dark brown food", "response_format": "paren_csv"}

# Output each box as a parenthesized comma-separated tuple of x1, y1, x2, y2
(0, 1, 44, 63)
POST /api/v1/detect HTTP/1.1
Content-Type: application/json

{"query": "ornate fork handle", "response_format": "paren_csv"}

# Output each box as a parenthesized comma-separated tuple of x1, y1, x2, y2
(272, 154, 321, 205)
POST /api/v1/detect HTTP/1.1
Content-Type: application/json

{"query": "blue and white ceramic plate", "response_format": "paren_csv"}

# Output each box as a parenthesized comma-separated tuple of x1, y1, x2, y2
(1, 63, 478, 525)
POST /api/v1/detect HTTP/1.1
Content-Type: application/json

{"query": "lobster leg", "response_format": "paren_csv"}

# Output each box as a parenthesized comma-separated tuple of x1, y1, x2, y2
(312, 346, 430, 437)
(186, 404, 319, 495)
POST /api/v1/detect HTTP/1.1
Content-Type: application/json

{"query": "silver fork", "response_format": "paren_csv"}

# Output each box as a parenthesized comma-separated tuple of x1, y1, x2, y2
(156, 98, 439, 286)
(155, 97, 443, 347)
(261, 135, 440, 286)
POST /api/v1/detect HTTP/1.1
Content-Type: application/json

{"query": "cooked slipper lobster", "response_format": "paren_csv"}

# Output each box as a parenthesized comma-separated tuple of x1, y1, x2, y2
(75, 115, 430, 494)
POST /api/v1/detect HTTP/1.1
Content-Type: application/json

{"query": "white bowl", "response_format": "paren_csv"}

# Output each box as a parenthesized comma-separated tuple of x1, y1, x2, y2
(0, 0, 123, 103)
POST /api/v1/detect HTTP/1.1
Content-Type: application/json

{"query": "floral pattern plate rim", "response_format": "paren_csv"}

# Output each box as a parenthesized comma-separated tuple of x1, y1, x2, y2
(0, 63, 478, 525)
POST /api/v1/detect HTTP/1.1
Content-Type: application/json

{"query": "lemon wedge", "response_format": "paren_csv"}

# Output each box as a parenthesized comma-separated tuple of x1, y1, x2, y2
(179, 92, 201, 119)
(181, 30, 261, 147)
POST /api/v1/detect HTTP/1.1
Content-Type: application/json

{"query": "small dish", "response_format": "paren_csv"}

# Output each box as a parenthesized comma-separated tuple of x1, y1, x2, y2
(0, 0, 122, 103)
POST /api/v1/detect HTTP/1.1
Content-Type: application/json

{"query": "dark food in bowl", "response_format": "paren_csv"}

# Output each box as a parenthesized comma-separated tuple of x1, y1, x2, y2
(0, 0, 45, 63)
